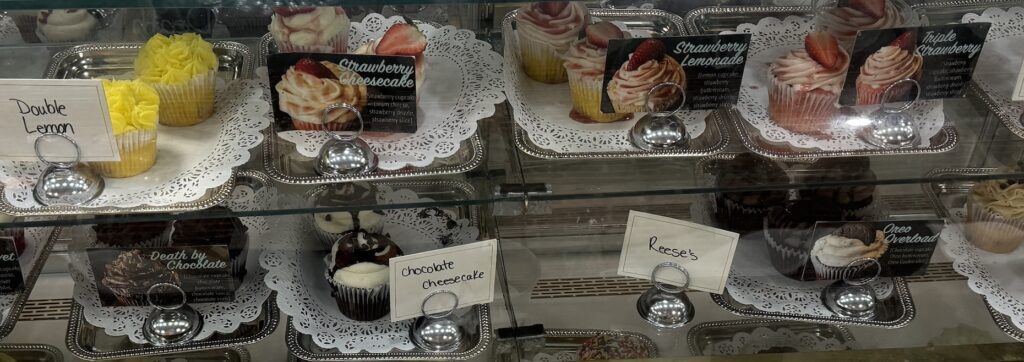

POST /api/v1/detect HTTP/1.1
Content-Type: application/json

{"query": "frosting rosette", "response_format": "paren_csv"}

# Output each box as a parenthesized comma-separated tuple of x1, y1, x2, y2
(101, 79, 159, 135)
(855, 45, 922, 105)
(354, 38, 424, 93)
(275, 60, 368, 131)
(134, 33, 218, 85)
(770, 49, 848, 95)
(270, 6, 349, 53)
(607, 52, 685, 113)
(563, 32, 631, 123)
(811, 231, 888, 279)
(817, 0, 905, 48)
(516, 2, 588, 83)
(967, 180, 1024, 253)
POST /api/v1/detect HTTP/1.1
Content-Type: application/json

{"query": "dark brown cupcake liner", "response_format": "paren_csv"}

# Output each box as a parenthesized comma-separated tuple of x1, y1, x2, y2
(763, 226, 810, 276)
(324, 270, 389, 321)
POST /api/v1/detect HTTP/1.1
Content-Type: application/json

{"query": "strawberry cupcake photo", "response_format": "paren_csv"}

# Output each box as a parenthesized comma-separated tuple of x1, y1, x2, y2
(854, 30, 922, 105)
(275, 58, 368, 131)
(606, 38, 686, 114)
(767, 31, 849, 136)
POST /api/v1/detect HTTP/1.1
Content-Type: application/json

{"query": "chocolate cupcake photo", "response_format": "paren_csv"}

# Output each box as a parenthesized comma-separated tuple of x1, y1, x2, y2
(101, 250, 181, 306)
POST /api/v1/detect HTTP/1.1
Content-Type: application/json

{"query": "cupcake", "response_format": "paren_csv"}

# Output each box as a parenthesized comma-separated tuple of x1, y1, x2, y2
(577, 334, 651, 361)
(516, 2, 589, 84)
(817, 0, 909, 49)
(798, 157, 876, 221)
(855, 31, 922, 105)
(134, 33, 219, 127)
(89, 80, 159, 178)
(92, 216, 169, 249)
(269, 6, 349, 54)
(965, 179, 1024, 253)
(562, 22, 631, 123)
(810, 227, 888, 280)
(314, 211, 386, 248)
(275, 58, 368, 131)
(36, 9, 99, 42)
(713, 153, 790, 235)
(326, 229, 403, 321)
(216, 7, 273, 37)
(169, 207, 249, 285)
(353, 22, 426, 94)
(763, 200, 843, 278)
(155, 8, 215, 38)
(101, 249, 181, 306)
(0, 214, 25, 257)
(607, 38, 686, 114)
(768, 32, 849, 136)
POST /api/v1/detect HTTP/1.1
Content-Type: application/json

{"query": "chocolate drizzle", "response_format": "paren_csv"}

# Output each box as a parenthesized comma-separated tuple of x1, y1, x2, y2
(329, 229, 403, 273)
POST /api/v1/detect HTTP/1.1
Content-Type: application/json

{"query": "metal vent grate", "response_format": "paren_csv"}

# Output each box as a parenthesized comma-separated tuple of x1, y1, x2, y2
(18, 298, 71, 321)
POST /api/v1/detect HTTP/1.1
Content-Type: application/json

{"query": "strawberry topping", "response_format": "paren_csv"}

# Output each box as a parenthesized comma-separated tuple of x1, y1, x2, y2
(849, 0, 886, 19)
(626, 39, 666, 71)
(294, 58, 335, 79)
(804, 31, 842, 70)
(375, 23, 427, 56)
(273, 6, 317, 17)
(889, 30, 915, 51)
(585, 21, 624, 48)
(538, 2, 569, 15)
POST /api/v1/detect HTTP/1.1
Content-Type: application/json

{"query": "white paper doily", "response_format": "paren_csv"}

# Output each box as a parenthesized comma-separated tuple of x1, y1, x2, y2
(702, 326, 852, 355)
(0, 227, 45, 324)
(275, 14, 504, 170)
(0, 79, 269, 209)
(964, 7, 1024, 136)
(503, 16, 709, 154)
(942, 207, 1024, 332)
(529, 351, 577, 362)
(727, 16, 945, 151)
(262, 186, 479, 353)
(67, 182, 275, 344)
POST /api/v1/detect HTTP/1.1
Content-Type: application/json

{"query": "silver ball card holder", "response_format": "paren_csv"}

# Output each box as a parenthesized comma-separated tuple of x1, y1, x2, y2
(636, 262, 695, 328)
(32, 133, 104, 206)
(410, 289, 467, 352)
(860, 79, 922, 149)
(142, 283, 203, 346)
(314, 103, 378, 176)
(821, 257, 882, 319)
(629, 82, 690, 151)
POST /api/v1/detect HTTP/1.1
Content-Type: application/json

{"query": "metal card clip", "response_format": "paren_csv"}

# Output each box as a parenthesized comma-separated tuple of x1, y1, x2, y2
(410, 289, 467, 353)
(636, 261, 694, 328)
(32, 133, 104, 206)
(821, 257, 882, 319)
(315, 103, 378, 176)
(629, 82, 690, 151)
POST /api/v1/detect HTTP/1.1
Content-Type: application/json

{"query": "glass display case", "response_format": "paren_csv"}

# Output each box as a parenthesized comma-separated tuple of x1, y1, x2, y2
(0, 0, 1022, 361)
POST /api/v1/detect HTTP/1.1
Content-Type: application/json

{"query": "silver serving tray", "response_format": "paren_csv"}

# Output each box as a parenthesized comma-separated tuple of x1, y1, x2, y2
(0, 225, 58, 341)
(684, 5, 959, 159)
(0, 343, 64, 361)
(687, 319, 856, 356)
(922, 167, 1024, 341)
(285, 305, 492, 361)
(497, 328, 659, 362)
(506, 8, 730, 159)
(257, 33, 486, 184)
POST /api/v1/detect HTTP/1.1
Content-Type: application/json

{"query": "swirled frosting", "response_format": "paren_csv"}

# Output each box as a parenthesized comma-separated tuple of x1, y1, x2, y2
(275, 61, 367, 125)
(563, 39, 606, 78)
(101, 79, 159, 135)
(857, 46, 922, 89)
(269, 7, 349, 48)
(134, 33, 218, 85)
(354, 38, 424, 88)
(770, 49, 849, 94)
(333, 262, 389, 289)
(812, 233, 888, 267)
(608, 54, 685, 110)
(37, 9, 98, 40)
(972, 180, 1024, 220)
(818, 1, 904, 46)
(515, 2, 588, 51)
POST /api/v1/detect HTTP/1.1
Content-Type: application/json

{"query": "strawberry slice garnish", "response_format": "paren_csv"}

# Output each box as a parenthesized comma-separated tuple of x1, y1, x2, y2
(849, 0, 886, 19)
(273, 6, 317, 17)
(626, 39, 666, 71)
(890, 30, 915, 51)
(375, 23, 427, 56)
(585, 21, 625, 48)
(294, 58, 335, 79)
(538, 2, 569, 15)
(805, 31, 842, 70)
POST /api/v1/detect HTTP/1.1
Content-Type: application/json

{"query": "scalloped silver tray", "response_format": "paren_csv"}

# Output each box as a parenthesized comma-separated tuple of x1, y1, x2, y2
(257, 33, 486, 185)
(507, 8, 730, 159)
(285, 304, 492, 361)
(0, 226, 58, 341)
(684, 5, 959, 160)
(687, 319, 856, 356)
(0, 343, 64, 361)
(497, 328, 659, 362)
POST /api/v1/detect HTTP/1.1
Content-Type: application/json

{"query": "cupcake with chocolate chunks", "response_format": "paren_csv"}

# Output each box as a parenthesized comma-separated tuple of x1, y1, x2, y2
(325, 229, 403, 321)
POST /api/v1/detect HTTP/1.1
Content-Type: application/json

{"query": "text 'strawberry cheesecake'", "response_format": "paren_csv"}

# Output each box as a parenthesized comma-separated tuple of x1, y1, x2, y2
(855, 30, 922, 105)
(818, 0, 906, 48)
(767, 31, 849, 136)
(606, 38, 685, 113)
(270, 6, 349, 53)
(276, 58, 368, 131)
(563, 21, 631, 123)
(516, 1, 589, 84)
(354, 22, 427, 93)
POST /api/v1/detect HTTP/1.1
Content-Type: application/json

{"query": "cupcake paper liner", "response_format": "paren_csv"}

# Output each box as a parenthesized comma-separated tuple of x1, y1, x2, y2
(856, 79, 914, 106)
(290, 109, 360, 132)
(811, 255, 872, 281)
(566, 72, 630, 123)
(763, 223, 810, 276)
(715, 196, 772, 233)
(966, 197, 1024, 254)
(520, 36, 569, 84)
(325, 270, 389, 321)
(275, 31, 348, 54)
(151, 69, 217, 127)
(768, 72, 838, 136)
(89, 129, 158, 178)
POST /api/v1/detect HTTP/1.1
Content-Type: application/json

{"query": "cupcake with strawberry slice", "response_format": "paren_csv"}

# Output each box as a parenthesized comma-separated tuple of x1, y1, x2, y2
(354, 21, 427, 94)
(768, 31, 849, 136)
(269, 6, 350, 53)
(855, 30, 922, 105)
(276, 58, 368, 131)
(563, 21, 631, 123)
(516, 2, 589, 84)
(606, 38, 685, 114)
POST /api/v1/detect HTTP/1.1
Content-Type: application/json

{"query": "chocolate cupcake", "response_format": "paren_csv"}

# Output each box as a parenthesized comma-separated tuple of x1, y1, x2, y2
(216, 7, 273, 37)
(325, 229, 402, 321)
(577, 334, 651, 361)
(101, 250, 181, 306)
(714, 153, 790, 235)
(311, 182, 384, 248)
(169, 207, 248, 285)
(92, 216, 169, 249)
(763, 200, 843, 279)
(799, 157, 876, 221)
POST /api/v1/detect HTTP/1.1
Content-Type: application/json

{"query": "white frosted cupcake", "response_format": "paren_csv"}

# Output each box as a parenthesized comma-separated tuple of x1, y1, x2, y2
(516, 2, 588, 83)
(810, 229, 888, 280)
(313, 210, 385, 249)
(36, 9, 99, 42)
(269, 6, 349, 53)
(326, 230, 403, 321)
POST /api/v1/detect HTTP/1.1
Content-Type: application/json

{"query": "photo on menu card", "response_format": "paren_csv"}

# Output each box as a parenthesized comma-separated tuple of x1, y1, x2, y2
(839, 23, 990, 106)
(801, 220, 941, 281)
(87, 246, 236, 307)
(267, 53, 418, 134)
(600, 34, 751, 113)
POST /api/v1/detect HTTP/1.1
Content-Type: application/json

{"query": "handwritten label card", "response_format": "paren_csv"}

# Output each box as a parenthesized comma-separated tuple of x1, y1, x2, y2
(0, 237, 23, 294)
(389, 239, 498, 322)
(0, 79, 118, 162)
(618, 211, 739, 294)
(88, 245, 235, 307)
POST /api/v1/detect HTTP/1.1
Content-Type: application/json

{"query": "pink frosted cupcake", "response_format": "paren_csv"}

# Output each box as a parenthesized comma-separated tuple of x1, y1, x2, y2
(817, 0, 909, 49)
(353, 22, 426, 94)
(768, 31, 849, 136)
(606, 39, 686, 113)
(855, 31, 922, 105)
(516, 2, 589, 84)
(270, 6, 349, 53)
(563, 22, 631, 123)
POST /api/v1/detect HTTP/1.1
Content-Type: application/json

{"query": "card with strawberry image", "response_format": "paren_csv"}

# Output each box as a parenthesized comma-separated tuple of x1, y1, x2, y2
(838, 23, 990, 106)
(600, 34, 752, 113)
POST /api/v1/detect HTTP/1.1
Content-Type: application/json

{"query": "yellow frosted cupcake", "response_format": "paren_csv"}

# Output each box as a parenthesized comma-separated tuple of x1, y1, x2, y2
(134, 33, 218, 127)
(563, 22, 630, 123)
(516, 2, 588, 84)
(90, 80, 159, 178)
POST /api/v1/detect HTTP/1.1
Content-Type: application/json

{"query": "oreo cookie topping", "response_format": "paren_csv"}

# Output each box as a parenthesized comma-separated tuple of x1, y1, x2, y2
(101, 250, 181, 293)
(329, 229, 404, 272)
(316, 182, 377, 207)
(832, 223, 876, 245)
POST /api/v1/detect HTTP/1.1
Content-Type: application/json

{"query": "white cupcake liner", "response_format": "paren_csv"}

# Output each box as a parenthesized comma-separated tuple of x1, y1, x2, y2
(519, 35, 569, 83)
(811, 255, 871, 281)
(275, 32, 348, 54)
(325, 269, 389, 321)
(768, 72, 838, 135)
(89, 129, 157, 178)
(566, 71, 629, 123)
(966, 196, 1024, 253)
(150, 69, 217, 126)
